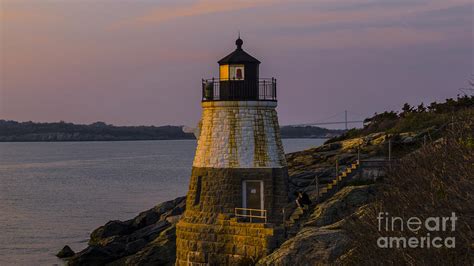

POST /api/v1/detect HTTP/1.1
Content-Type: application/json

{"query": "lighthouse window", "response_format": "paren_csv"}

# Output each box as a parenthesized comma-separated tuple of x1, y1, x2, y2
(219, 65, 229, 80)
(194, 176, 202, 206)
(229, 65, 245, 80)
(236, 68, 243, 79)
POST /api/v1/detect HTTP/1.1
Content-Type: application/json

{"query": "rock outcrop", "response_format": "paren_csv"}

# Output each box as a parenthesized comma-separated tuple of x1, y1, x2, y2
(67, 197, 185, 265)
(64, 134, 388, 265)
(56, 245, 75, 258)
(258, 185, 375, 265)
(305, 185, 376, 227)
(258, 227, 350, 265)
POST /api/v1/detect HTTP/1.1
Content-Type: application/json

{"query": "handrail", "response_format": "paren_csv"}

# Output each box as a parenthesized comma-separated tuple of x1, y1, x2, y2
(202, 78, 277, 101)
(235, 207, 267, 223)
(211, 78, 275, 82)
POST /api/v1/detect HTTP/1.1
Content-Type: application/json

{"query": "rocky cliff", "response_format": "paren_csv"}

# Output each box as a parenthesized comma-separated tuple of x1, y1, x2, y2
(258, 185, 375, 265)
(62, 128, 436, 265)
(66, 197, 185, 265)
(61, 131, 396, 265)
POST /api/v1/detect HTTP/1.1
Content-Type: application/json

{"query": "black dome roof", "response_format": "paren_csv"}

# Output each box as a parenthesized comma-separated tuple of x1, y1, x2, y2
(218, 38, 260, 65)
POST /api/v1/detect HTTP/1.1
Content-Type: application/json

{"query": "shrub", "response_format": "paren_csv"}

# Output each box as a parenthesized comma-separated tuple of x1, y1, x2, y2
(341, 111, 474, 265)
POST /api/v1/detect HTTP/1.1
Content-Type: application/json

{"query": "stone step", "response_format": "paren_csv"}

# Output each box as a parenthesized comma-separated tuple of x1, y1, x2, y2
(285, 161, 361, 240)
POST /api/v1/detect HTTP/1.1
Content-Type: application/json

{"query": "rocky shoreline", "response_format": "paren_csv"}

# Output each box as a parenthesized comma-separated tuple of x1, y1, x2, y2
(59, 132, 411, 265)
(61, 185, 376, 265)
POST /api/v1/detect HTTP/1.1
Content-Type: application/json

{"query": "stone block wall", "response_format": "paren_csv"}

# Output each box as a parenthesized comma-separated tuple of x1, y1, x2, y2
(193, 101, 286, 168)
(176, 217, 285, 265)
(185, 167, 289, 224)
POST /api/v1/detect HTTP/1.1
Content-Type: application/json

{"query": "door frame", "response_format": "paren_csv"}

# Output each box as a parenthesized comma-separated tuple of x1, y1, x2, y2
(242, 180, 264, 209)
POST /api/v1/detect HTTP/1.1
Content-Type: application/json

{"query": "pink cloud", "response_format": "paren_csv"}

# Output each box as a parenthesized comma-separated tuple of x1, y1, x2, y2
(260, 0, 471, 29)
(274, 27, 450, 50)
(126, 0, 281, 25)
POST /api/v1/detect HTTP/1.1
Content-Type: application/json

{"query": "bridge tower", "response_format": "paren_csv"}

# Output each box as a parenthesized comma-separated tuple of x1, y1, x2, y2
(176, 37, 289, 265)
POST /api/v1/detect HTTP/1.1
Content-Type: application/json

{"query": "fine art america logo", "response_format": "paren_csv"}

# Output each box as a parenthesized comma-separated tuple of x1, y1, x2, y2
(377, 212, 457, 248)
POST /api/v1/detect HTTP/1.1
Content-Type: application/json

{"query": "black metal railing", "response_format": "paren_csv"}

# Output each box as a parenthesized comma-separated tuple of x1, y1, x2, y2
(202, 78, 277, 101)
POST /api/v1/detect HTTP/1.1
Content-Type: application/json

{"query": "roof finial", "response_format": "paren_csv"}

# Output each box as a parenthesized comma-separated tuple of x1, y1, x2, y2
(236, 31, 243, 50)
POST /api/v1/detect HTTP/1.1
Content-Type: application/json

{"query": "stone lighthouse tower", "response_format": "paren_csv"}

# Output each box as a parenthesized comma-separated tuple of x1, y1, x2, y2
(176, 37, 289, 265)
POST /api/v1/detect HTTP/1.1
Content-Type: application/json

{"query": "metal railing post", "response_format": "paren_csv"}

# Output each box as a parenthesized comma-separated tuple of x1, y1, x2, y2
(282, 208, 285, 224)
(272, 78, 276, 100)
(211, 77, 215, 100)
(202, 79, 204, 100)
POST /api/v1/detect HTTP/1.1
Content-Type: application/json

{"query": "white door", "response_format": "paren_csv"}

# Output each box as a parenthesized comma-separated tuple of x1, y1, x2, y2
(242, 180, 264, 210)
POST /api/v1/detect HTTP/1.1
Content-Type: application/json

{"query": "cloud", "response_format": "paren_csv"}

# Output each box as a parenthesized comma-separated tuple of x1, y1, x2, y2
(0, 9, 45, 22)
(266, 0, 470, 29)
(284, 27, 449, 50)
(0, 4, 64, 26)
(238, 0, 471, 49)
(126, 0, 281, 25)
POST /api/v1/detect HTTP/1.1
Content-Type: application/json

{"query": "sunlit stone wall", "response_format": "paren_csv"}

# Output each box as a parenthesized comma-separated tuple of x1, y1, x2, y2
(176, 217, 285, 265)
(193, 101, 287, 168)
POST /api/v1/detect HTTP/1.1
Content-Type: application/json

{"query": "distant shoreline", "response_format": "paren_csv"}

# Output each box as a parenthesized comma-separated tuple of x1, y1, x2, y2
(0, 120, 342, 142)
(0, 136, 331, 143)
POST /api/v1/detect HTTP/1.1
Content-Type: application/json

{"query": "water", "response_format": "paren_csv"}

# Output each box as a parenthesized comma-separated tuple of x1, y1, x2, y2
(0, 139, 325, 265)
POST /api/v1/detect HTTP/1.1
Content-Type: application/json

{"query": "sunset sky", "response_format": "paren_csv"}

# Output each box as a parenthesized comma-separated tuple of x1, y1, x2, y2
(0, 0, 472, 127)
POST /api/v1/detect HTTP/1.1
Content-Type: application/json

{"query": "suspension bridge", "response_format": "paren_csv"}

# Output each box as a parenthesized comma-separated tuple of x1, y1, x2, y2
(289, 110, 367, 130)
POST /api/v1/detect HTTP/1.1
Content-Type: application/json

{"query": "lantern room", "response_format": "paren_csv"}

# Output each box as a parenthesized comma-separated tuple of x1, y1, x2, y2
(218, 37, 260, 81)
(202, 37, 276, 101)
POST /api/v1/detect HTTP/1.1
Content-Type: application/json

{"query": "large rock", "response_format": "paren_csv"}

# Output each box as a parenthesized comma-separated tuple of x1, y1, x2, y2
(56, 245, 75, 258)
(131, 197, 184, 229)
(89, 220, 132, 246)
(89, 197, 185, 247)
(259, 185, 375, 265)
(258, 226, 350, 265)
(305, 185, 375, 227)
(68, 196, 185, 265)
(69, 245, 119, 266)
(113, 226, 177, 266)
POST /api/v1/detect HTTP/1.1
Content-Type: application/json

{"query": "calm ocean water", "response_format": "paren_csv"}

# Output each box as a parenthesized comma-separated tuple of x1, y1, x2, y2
(0, 139, 324, 265)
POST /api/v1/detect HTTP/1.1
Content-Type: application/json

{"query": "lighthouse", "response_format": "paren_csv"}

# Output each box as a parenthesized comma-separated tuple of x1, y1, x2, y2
(176, 37, 289, 265)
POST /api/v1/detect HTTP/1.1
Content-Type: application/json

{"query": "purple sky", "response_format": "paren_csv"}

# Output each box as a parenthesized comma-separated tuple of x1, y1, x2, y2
(1, 0, 472, 128)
